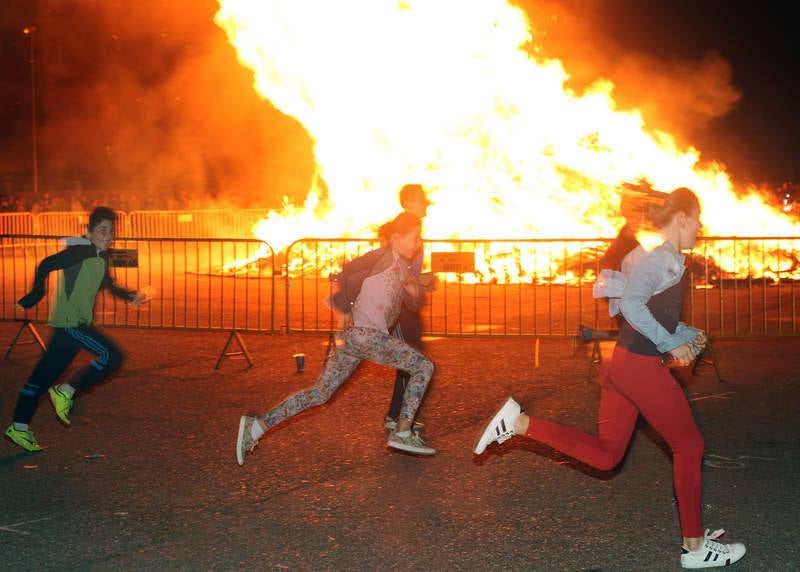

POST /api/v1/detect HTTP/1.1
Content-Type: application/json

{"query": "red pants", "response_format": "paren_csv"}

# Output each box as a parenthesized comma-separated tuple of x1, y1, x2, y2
(526, 345, 704, 537)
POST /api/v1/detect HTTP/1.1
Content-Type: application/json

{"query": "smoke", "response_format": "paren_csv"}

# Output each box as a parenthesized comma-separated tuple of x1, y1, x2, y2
(518, 0, 742, 165)
(36, 0, 313, 205)
(30, 0, 748, 203)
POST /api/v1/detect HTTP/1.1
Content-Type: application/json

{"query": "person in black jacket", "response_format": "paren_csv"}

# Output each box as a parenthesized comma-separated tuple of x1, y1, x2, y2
(235, 212, 436, 466)
(384, 184, 431, 432)
(600, 181, 663, 272)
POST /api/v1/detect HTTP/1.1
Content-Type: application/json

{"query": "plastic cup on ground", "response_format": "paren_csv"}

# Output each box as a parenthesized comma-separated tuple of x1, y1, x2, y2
(293, 353, 305, 373)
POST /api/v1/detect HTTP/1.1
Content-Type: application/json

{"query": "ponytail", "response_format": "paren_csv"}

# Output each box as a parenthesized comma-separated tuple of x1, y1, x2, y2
(646, 187, 700, 228)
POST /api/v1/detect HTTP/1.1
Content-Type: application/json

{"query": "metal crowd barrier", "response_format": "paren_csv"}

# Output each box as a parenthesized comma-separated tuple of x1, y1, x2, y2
(3, 234, 798, 343)
(127, 209, 268, 238)
(283, 236, 800, 338)
(35, 211, 130, 237)
(0, 212, 35, 235)
(1, 209, 268, 239)
(686, 237, 800, 336)
(0, 235, 276, 336)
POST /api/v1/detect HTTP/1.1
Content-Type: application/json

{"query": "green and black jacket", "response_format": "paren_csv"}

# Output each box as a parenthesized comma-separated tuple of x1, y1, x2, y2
(18, 241, 135, 327)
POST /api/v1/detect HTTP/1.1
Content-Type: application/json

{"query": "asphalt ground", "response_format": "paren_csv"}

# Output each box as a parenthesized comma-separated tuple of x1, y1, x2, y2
(1, 322, 799, 571)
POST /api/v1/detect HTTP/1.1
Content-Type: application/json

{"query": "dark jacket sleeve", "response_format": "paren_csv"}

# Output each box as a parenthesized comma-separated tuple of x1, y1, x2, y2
(17, 247, 86, 309)
(400, 252, 426, 312)
(329, 248, 386, 313)
(101, 252, 136, 301)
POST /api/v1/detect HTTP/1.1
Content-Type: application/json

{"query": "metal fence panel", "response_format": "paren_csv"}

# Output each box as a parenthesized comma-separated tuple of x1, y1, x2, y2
(3, 209, 267, 238)
(35, 211, 130, 237)
(687, 237, 800, 336)
(35, 211, 89, 236)
(4, 234, 798, 338)
(0, 212, 35, 235)
(128, 209, 268, 238)
(283, 236, 800, 338)
(1, 235, 275, 332)
(282, 238, 616, 337)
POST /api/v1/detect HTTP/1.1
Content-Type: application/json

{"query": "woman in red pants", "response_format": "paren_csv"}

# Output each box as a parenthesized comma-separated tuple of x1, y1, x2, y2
(473, 187, 746, 569)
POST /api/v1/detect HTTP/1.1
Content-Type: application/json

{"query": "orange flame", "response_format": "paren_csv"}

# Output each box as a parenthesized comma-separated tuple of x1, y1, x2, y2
(214, 0, 799, 280)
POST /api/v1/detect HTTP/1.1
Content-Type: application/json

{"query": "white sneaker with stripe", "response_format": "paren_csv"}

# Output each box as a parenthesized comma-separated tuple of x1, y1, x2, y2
(473, 397, 521, 455)
(680, 529, 746, 569)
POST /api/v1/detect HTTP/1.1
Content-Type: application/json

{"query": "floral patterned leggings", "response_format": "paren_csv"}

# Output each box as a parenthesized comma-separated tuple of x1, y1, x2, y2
(260, 326, 434, 431)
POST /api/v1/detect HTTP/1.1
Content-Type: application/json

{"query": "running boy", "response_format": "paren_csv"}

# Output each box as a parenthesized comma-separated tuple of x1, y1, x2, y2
(5, 206, 144, 452)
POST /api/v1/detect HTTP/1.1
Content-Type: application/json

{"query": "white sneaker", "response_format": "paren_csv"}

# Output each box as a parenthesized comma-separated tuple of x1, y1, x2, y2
(236, 416, 260, 466)
(387, 431, 436, 455)
(680, 529, 746, 569)
(473, 397, 521, 454)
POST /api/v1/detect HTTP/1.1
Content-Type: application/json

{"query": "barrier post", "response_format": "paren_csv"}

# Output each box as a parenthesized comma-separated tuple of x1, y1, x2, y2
(215, 330, 254, 370)
(5, 319, 47, 360)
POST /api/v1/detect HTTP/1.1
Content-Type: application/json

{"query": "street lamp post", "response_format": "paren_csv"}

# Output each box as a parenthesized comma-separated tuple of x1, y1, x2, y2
(23, 26, 39, 196)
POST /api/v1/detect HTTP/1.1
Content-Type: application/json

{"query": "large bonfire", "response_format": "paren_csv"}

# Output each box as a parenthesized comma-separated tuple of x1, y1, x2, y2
(214, 0, 799, 282)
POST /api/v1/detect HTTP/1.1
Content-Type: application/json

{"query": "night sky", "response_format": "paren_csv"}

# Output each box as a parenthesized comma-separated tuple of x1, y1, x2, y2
(601, 0, 800, 186)
(1, 0, 798, 202)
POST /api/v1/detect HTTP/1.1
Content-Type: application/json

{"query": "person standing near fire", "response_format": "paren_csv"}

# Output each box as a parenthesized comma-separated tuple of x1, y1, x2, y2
(236, 211, 437, 465)
(601, 181, 652, 272)
(5, 206, 146, 452)
(383, 183, 434, 433)
(473, 188, 747, 569)
(591, 180, 666, 373)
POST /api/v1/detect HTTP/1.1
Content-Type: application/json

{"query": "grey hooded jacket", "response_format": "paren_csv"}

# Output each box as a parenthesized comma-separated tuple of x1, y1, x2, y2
(593, 241, 701, 353)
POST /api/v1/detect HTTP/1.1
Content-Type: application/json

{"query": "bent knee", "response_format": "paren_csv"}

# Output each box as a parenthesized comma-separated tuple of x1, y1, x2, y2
(106, 350, 124, 371)
(307, 388, 333, 407)
(595, 453, 624, 472)
(415, 358, 434, 379)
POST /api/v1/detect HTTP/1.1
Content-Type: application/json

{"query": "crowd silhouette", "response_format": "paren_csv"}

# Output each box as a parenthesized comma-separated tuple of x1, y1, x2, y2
(0, 188, 268, 213)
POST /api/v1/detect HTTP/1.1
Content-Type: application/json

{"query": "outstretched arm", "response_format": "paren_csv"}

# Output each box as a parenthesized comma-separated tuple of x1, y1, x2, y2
(101, 268, 137, 303)
(17, 248, 84, 309)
